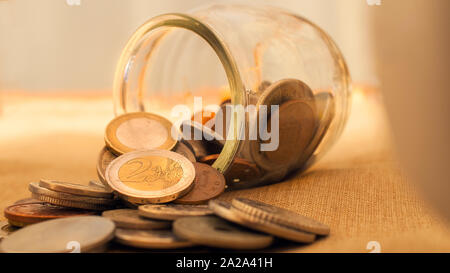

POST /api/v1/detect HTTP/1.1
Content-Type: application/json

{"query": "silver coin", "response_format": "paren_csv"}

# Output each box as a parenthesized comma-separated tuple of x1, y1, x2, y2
(102, 209, 171, 230)
(0, 216, 115, 253)
(173, 215, 273, 249)
(138, 204, 213, 221)
(29, 182, 115, 206)
(115, 229, 194, 249)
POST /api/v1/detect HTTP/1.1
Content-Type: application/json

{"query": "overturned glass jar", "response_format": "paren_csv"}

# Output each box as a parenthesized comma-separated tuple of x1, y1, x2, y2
(113, 4, 351, 190)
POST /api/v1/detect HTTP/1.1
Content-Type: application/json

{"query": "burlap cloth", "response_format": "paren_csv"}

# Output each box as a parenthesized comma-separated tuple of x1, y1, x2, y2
(1, 89, 449, 252)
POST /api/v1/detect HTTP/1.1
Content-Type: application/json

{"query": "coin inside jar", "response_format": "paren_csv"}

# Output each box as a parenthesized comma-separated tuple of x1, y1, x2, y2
(199, 154, 262, 184)
(297, 92, 335, 169)
(174, 163, 226, 205)
(250, 99, 317, 171)
(102, 209, 171, 230)
(257, 79, 315, 114)
(172, 142, 196, 163)
(4, 203, 97, 227)
(105, 150, 195, 204)
(173, 216, 273, 250)
(0, 216, 115, 253)
(105, 112, 177, 155)
(138, 204, 213, 221)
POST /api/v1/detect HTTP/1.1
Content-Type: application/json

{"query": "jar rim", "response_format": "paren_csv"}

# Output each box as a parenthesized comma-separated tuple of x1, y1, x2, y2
(112, 13, 245, 173)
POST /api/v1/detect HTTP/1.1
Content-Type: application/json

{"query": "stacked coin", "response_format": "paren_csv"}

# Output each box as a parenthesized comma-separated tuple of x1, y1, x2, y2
(28, 180, 116, 211)
(3, 179, 118, 228)
(0, 216, 115, 253)
(168, 197, 329, 249)
(99, 112, 228, 207)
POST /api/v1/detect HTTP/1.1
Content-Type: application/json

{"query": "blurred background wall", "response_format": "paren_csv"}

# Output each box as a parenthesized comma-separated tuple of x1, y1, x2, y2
(0, 0, 377, 92)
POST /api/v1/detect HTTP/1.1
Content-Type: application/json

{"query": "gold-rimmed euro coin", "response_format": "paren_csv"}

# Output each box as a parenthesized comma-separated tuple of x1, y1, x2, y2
(105, 112, 177, 155)
(105, 150, 195, 204)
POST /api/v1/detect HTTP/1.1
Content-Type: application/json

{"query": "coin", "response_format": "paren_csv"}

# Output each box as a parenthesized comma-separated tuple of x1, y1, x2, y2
(29, 182, 115, 211)
(102, 209, 171, 230)
(181, 139, 209, 159)
(39, 179, 114, 199)
(297, 92, 335, 169)
(257, 79, 315, 114)
(0, 216, 115, 253)
(13, 198, 43, 205)
(114, 229, 194, 249)
(199, 154, 262, 184)
(105, 112, 177, 155)
(232, 198, 330, 235)
(209, 200, 315, 243)
(258, 80, 272, 93)
(209, 199, 242, 223)
(250, 99, 317, 171)
(138, 204, 213, 221)
(180, 120, 225, 147)
(4, 203, 98, 227)
(96, 147, 117, 187)
(173, 216, 273, 250)
(173, 142, 196, 163)
(211, 104, 232, 140)
(105, 150, 195, 204)
(174, 163, 226, 204)
(230, 206, 316, 243)
(0, 221, 17, 241)
(89, 180, 112, 191)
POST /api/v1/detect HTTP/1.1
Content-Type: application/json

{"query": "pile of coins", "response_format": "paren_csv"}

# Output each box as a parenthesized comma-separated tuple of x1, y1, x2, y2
(0, 197, 329, 252)
(0, 77, 334, 252)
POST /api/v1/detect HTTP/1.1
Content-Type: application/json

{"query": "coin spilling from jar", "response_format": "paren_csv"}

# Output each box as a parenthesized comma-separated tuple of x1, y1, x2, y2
(0, 78, 334, 252)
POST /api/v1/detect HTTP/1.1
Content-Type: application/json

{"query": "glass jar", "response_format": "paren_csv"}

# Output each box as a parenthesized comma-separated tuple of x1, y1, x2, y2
(113, 4, 351, 190)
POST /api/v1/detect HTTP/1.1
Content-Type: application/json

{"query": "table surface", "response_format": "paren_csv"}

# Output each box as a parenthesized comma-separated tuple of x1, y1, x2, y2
(1, 89, 449, 252)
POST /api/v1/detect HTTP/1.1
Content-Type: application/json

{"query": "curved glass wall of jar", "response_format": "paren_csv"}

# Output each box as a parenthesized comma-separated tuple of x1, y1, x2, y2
(113, 4, 351, 189)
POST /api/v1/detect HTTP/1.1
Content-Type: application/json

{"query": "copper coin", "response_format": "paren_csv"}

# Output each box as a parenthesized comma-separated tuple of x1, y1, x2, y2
(250, 99, 317, 171)
(174, 163, 226, 204)
(199, 154, 262, 184)
(257, 79, 315, 115)
(96, 147, 117, 187)
(4, 203, 97, 226)
(172, 142, 196, 163)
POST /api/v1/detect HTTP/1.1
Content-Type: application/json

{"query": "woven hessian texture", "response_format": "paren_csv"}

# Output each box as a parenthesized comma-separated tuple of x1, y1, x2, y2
(1, 90, 449, 252)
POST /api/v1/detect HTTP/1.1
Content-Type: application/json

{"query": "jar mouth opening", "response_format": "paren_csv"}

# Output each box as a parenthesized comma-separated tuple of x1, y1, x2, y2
(113, 13, 245, 173)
